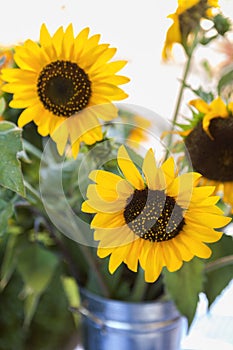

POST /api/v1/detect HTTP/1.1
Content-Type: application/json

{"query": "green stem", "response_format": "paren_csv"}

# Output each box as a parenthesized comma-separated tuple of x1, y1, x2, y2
(24, 180, 44, 211)
(23, 139, 43, 160)
(80, 245, 111, 298)
(131, 267, 147, 302)
(164, 52, 193, 160)
(205, 255, 233, 273)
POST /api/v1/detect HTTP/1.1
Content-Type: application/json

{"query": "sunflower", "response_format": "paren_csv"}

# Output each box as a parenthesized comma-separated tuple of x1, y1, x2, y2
(0, 47, 14, 93)
(1, 24, 130, 158)
(126, 115, 152, 149)
(81, 145, 230, 282)
(162, 0, 219, 60)
(182, 96, 233, 209)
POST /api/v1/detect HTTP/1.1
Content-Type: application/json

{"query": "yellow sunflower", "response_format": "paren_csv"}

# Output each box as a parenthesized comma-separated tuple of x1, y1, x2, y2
(1, 24, 130, 157)
(162, 0, 219, 60)
(183, 96, 233, 209)
(126, 115, 152, 149)
(81, 145, 230, 282)
(0, 47, 14, 93)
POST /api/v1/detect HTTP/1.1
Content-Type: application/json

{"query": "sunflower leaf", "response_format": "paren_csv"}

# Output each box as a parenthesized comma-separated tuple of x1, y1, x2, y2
(17, 242, 59, 325)
(204, 233, 233, 307)
(217, 69, 233, 96)
(182, 82, 214, 103)
(0, 121, 25, 196)
(0, 234, 18, 290)
(163, 258, 204, 327)
(0, 188, 15, 236)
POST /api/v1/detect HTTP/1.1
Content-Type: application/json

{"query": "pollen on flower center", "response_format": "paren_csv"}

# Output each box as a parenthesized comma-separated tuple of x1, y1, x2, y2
(37, 60, 92, 117)
(185, 117, 233, 181)
(123, 188, 185, 242)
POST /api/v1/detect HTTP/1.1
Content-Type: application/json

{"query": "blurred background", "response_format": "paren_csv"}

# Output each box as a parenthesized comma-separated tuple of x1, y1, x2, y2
(0, 1, 233, 349)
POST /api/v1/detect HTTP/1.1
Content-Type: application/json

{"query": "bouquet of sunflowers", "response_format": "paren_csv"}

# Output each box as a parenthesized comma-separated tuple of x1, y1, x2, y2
(0, 1, 233, 349)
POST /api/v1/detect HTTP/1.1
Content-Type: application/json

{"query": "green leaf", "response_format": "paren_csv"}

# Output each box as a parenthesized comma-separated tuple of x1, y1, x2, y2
(0, 121, 25, 196)
(17, 243, 59, 325)
(163, 258, 204, 327)
(0, 195, 14, 236)
(217, 69, 233, 96)
(204, 234, 233, 307)
(183, 82, 214, 103)
(61, 276, 80, 326)
(22, 291, 41, 328)
(0, 234, 18, 290)
(0, 97, 6, 115)
(17, 243, 59, 293)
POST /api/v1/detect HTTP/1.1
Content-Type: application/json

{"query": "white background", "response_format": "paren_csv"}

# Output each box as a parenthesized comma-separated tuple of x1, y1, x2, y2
(1, 1, 233, 348)
(0, 0, 232, 121)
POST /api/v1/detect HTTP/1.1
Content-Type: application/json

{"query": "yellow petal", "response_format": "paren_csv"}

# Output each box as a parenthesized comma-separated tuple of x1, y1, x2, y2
(142, 149, 159, 190)
(189, 98, 210, 113)
(91, 211, 125, 229)
(184, 226, 222, 243)
(52, 26, 64, 57)
(161, 157, 176, 187)
(61, 24, 74, 60)
(223, 182, 233, 206)
(144, 243, 163, 283)
(81, 201, 96, 213)
(181, 233, 212, 258)
(162, 14, 181, 61)
(185, 212, 231, 228)
(97, 247, 113, 258)
(178, 0, 200, 12)
(117, 145, 145, 189)
(172, 235, 194, 262)
(161, 241, 183, 272)
(40, 23, 52, 47)
(124, 238, 142, 272)
(17, 103, 42, 127)
(71, 140, 80, 159)
(89, 170, 122, 187)
(109, 244, 131, 274)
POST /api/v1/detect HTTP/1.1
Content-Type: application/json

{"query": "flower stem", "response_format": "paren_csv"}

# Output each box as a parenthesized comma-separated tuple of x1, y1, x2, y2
(164, 53, 193, 160)
(131, 267, 147, 301)
(205, 255, 233, 273)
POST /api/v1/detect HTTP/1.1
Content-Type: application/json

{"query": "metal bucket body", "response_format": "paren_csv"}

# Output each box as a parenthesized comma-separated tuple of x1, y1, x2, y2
(79, 288, 183, 350)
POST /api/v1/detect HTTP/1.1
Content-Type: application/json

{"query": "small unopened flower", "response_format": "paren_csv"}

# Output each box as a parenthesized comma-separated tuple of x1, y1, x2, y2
(82, 145, 230, 282)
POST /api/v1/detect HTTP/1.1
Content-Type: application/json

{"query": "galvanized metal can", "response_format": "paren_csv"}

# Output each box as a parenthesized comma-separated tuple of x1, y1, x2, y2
(79, 288, 184, 350)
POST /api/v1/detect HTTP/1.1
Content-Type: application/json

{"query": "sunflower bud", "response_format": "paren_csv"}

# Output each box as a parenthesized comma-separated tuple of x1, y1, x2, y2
(213, 14, 232, 36)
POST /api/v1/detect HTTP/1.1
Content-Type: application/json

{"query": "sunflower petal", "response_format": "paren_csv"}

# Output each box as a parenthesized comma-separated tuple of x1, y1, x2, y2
(117, 145, 145, 189)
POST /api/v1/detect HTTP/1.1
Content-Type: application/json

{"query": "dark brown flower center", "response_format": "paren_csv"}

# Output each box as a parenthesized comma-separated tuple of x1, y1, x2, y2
(185, 116, 233, 182)
(37, 60, 92, 117)
(123, 188, 185, 242)
(179, 0, 210, 39)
